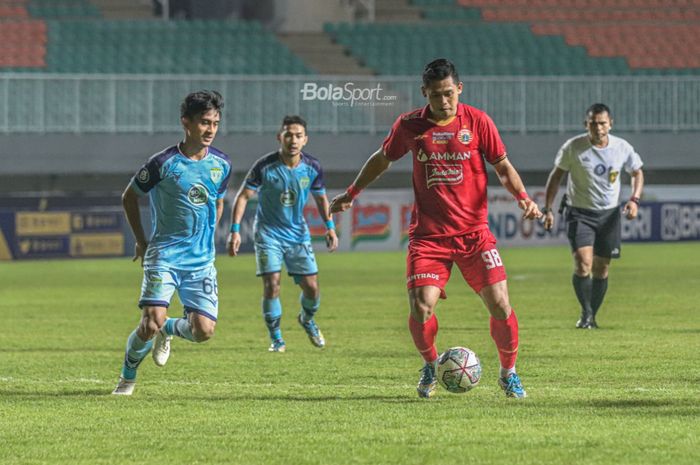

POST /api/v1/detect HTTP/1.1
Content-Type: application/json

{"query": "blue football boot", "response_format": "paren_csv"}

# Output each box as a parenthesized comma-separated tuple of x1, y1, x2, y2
(498, 373, 527, 398)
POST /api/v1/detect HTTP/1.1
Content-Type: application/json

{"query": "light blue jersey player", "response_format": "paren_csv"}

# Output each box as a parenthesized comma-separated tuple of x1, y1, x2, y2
(113, 91, 231, 395)
(227, 115, 338, 353)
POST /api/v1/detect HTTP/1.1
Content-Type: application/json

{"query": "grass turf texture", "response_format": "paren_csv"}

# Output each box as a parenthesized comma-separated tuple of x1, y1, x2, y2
(1, 243, 698, 465)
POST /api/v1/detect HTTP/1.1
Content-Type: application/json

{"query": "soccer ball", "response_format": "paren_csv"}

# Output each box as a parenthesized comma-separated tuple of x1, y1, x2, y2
(437, 346, 482, 393)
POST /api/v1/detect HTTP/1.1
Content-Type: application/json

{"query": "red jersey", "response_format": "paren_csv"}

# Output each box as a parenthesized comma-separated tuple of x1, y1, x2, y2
(382, 103, 507, 239)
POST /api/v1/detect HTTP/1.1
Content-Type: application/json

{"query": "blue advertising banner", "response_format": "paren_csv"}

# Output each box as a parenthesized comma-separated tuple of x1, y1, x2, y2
(0, 209, 125, 260)
(622, 202, 700, 242)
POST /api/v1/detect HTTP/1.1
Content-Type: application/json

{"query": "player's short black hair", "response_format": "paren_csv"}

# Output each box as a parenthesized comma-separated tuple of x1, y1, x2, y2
(586, 103, 612, 118)
(180, 90, 224, 119)
(422, 58, 460, 86)
(280, 115, 307, 131)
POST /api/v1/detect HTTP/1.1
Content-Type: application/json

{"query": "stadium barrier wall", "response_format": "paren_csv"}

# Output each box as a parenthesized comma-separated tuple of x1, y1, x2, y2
(1, 186, 698, 260)
(1, 74, 700, 134)
(227, 186, 700, 254)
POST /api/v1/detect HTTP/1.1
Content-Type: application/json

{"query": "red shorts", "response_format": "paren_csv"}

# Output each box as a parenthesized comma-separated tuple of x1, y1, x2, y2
(406, 228, 507, 298)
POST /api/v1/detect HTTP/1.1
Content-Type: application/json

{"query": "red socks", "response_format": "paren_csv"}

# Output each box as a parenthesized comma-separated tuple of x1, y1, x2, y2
(408, 313, 438, 363)
(409, 310, 518, 368)
(490, 310, 519, 370)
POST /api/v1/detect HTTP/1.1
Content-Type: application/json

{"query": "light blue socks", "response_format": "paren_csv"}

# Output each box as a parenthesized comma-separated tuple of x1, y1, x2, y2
(163, 317, 195, 342)
(262, 297, 283, 341)
(121, 330, 154, 380)
(300, 293, 320, 323)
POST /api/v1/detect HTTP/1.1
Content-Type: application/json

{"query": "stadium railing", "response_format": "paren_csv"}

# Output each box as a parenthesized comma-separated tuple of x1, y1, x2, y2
(0, 73, 699, 134)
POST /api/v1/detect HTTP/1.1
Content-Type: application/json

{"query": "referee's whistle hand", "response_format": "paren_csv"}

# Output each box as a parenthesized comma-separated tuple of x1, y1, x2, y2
(623, 201, 638, 219)
(543, 212, 554, 231)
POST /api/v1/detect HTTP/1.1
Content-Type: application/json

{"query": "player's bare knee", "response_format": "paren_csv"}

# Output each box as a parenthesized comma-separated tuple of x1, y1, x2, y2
(190, 318, 216, 342)
(263, 281, 281, 298)
(302, 284, 319, 299)
(592, 265, 609, 279)
(487, 294, 511, 319)
(592, 258, 610, 278)
(574, 261, 592, 276)
(192, 327, 214, 342)
(411, 299, 435, 320)
(138, 316, 161, 339)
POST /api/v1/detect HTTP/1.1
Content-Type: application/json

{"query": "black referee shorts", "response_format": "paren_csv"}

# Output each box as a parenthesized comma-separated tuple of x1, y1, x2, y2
(566, 206, 621, 258)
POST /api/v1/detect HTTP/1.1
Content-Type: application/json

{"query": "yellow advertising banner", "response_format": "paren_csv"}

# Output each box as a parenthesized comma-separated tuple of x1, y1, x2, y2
(70, 233, 124, 257)
(0, 229, 12, 260)
(16, 212, 71, 236)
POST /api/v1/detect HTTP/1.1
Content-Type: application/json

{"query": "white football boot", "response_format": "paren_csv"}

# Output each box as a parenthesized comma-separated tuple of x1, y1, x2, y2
(112, 377, 136, 396)
(152, 329, 172, 367)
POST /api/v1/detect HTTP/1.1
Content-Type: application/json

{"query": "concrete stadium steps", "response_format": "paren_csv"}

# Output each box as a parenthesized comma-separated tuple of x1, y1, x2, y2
(375, 0, 423, 22)
(278, 32, 374, 75)
(89, 0, 152, 19)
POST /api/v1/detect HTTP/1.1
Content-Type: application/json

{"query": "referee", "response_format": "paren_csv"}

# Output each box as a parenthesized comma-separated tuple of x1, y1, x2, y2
(543, 103, 644, 329)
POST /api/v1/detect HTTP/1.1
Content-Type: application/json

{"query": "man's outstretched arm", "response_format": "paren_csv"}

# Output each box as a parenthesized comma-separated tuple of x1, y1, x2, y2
(329, 148, 392, 214)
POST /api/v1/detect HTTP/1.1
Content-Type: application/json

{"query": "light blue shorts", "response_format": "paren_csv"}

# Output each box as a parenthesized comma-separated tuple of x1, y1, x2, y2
(255, 238, 318, 282)
(138, 265, 219, 321)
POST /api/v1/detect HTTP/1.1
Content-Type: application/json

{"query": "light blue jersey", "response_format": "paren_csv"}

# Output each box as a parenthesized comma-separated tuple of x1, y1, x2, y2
(245, 151, 326, 244)
(130, 145, 232, 270)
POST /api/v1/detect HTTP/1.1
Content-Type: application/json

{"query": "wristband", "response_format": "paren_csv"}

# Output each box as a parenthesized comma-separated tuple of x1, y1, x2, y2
(325, 219, 336, 230)
(515, 191, 529, 201)
(629, 196, 640, 204)
(230, 223, 240, 233)
(346, 183, 362, 200)
(541, 207, 551, 214)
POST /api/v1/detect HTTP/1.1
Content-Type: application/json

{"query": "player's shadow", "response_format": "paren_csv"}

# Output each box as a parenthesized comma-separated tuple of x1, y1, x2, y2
(565, 398, 700, 417)
(0, 391, 424, 403)
(0, 389, 109, 397)
(161, 393, 424, 403)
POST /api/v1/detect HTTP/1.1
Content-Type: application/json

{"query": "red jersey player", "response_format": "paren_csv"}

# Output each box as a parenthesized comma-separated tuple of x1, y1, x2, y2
(330, 59, 541, 399)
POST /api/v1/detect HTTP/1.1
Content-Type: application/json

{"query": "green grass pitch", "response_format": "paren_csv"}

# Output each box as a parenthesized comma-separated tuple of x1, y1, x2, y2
(1, 243, 699, 465)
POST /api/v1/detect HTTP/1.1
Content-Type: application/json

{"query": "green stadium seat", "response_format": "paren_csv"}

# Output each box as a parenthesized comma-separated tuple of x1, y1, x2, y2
(28, 19, 314, 74)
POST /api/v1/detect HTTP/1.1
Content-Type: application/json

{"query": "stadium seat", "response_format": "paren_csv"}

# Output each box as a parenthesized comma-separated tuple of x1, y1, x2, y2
(451, 0, 700, 73)
(3, 18, 314, 74)
(325, 21, 636, 75)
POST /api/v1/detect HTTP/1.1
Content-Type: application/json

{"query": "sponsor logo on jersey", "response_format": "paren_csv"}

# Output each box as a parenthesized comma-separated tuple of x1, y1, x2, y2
(407, 273, 440, 282)
(280, 190, 297, 206)
(210, 167, 223, 183)
(187, 184, 209, 206)
(608, 170, 619, 183)
(426, 164, 464, 188)
(414, 133, 428, 140)
(138, 168, 150, 183)
(594, 164, 607, 176)
(432, 131, 454, 144)
(416, 148, 471, 163)
(457, 128, 473, 145)
(299, 176, 310, 190)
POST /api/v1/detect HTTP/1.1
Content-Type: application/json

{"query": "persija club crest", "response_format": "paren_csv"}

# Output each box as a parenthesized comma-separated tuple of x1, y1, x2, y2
(457, 128, 472, 145)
